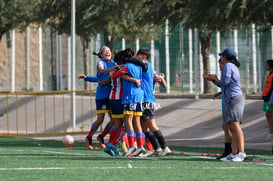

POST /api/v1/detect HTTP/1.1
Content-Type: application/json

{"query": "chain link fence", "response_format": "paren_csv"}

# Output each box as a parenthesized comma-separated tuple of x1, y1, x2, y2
(0, 25, 272, 95)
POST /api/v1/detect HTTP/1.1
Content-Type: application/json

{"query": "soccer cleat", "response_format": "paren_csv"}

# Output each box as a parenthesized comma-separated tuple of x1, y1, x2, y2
(110, 143, 120, 156)
(85, 136, 94, 150)
(131, 147, 145, 157)
(138, 150, 153, 157)
(149, 148, 162, 157)
(157, 146, 171, 157)
(104, 145, 116, 156)
(231, 152, 247, 162)
(220, 153, 236, 162)
(118, 142, 128, 154)
(135, 149, 147, 157)
(97, 134, 106, 149)
(216, 152, 231, 160)
(124, 146, 137, 157)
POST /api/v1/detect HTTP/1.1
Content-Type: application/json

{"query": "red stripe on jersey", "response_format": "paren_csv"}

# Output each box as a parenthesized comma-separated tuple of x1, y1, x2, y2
(109, 77, 123, 100)
(110, 67, 127, 100)
(112, 66, 128, 80)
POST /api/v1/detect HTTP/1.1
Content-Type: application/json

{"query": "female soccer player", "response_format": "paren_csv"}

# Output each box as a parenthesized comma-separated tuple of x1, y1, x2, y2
(79, 46, 121, 150)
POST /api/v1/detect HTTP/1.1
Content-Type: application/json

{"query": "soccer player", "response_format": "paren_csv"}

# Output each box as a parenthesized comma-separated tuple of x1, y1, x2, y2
(79, 46, 121, 150)
(104, 48, 140, 156)
(137, 48, 171, 157)
(111, 50, 145, 157)
(104, 47, 148, 156)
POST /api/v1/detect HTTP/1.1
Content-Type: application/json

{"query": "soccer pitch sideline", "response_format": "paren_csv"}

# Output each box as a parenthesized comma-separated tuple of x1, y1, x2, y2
(0, 137, 273, 181)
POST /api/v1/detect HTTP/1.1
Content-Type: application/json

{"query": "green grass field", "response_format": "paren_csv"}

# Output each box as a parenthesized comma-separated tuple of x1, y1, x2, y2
(0, 137, 273, 181)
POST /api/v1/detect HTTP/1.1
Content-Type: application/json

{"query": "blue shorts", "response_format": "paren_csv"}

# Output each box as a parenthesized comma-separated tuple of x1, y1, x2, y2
(223, 95, 245, 124)
(142, 102, 155, 120)
(123, 103, 143, 116)
(110, 99, 124, 118)
(96, 98, 110, 114)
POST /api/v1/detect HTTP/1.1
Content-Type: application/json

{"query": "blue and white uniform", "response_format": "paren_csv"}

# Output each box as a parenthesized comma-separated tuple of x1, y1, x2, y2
(95, 59, 116, 113)
(142, 62, 156, 120)
(120, 62, 143, 115)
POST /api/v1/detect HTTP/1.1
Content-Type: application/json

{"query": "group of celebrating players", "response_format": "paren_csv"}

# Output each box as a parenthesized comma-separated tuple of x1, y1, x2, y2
(78, 46, 171, 157)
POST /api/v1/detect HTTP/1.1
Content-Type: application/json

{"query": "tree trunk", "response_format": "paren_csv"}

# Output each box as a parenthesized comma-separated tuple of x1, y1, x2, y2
(0, 26, 11, 40)
(198, 30, 213, 94)
(80, 37, 89, 90)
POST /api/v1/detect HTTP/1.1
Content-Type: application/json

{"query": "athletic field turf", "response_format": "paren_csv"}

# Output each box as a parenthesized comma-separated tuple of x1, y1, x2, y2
(0, 137, 273, 181)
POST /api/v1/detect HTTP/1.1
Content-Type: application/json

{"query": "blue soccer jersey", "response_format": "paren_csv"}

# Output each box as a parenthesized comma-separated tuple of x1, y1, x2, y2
(96, 59, 116, 100)
(121, 62, 144, 104)
(142, 62, 156, 103)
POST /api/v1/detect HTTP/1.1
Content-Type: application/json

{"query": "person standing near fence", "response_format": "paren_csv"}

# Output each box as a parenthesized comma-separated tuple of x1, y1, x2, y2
(262, 60, 273, 141)
(203, 59, 233, 160)
(211, 48, 246, 162)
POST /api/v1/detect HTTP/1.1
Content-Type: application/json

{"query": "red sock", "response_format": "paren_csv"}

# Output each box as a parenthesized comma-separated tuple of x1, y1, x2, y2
(127, 136, 134, 147)
(108, 127, 118, 143)
(100, 124, 112, 138)
(126, 130, 135, 148)
(136, 132, 145, 148)
(145, 139, 154, 152)
(136, 137, 145, 148)
(111, 127, 126, 145)
(87, 129, 94, 138)
(87, 124, 99, 138)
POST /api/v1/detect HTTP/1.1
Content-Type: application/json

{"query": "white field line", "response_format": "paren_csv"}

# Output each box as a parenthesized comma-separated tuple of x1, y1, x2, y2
(43, 150, 90, 156)
(0, 166, 172, 171)
(0, 167, 66, 171)
(0, 149, 91, 156)
(1, 165, 273, 171)
(0, 149, 24, 152)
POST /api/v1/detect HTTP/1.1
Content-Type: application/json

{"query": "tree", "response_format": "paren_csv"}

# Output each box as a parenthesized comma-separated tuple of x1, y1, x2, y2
(0, 0, 36, 39)
(145, 0, 255, 93)
(33, 0, 163, 89)
(239, 0, 273, 25)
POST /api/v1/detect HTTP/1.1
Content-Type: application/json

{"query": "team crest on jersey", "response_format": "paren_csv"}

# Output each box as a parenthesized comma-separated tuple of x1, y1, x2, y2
(129, 103, 137, 110)
(102, 104, 107, 110)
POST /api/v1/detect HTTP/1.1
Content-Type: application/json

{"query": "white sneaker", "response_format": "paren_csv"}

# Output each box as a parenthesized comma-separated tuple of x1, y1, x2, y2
(265, 133, 273, 141)
(149, 148, 162, 157)
(138, 151, 153, 157)
(158, 146, 171, 157)
(232, 152, 247, 162)
(220, 153, 236, 162)
(124, 146, 136, 157)
(131, 147, 145, 157)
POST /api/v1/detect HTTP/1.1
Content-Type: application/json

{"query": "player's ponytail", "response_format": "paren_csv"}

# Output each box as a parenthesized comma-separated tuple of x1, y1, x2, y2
(93, 46, 108, 58)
